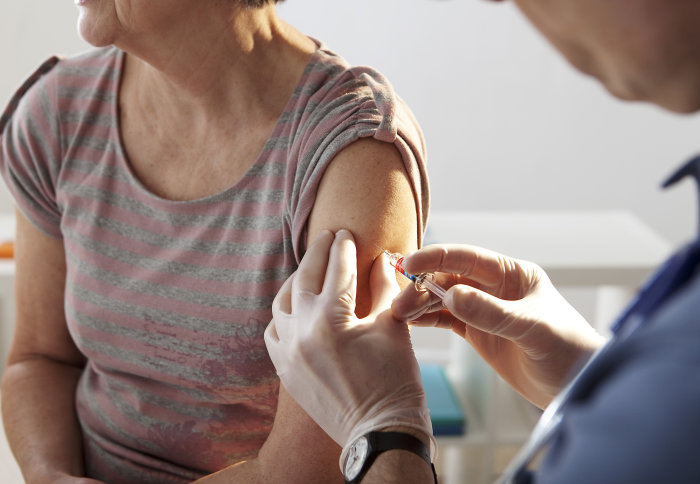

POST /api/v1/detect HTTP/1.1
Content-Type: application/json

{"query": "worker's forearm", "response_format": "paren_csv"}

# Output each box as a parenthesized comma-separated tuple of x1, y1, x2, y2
(195, 445, 435, 484)
(361, 426, 435, 484)
(1, 358, 85, 483)
(363, 451, 435, 484)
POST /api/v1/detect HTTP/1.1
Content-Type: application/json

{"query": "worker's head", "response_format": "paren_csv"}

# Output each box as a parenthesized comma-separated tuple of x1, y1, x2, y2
(486, 0, 700, 113)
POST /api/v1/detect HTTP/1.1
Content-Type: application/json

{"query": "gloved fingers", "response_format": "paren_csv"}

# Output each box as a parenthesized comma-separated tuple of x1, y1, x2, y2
(272, 270, 296, 316)
(408, 308, 464, 331)
(293, 230, 335, 299)
(263, 320, 281, 357)
(444, 284, 524, 338)
(264, 317, 290, 377)
(265, 271, 298, 368)
(391, 283, 438, 321)
(368, 252, 401, 317)
(323, 230, 358, 310)
(402, 244, 523, 288)
(264, 319, 280, 345)
(270, 272, 308, 344)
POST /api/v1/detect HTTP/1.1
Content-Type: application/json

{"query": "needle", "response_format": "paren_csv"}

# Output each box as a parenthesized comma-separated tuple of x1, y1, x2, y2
(381, 249, 447, 299)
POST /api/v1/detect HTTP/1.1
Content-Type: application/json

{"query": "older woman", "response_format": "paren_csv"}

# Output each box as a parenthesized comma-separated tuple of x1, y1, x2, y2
(0, 1, 429, 483)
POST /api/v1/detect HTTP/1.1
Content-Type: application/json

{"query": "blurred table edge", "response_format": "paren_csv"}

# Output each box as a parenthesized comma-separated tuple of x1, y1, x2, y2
(424, 209, 673, 287)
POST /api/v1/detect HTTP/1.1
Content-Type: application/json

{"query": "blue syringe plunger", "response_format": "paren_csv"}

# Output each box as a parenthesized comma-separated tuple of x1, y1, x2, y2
(383, 250, 447, 299)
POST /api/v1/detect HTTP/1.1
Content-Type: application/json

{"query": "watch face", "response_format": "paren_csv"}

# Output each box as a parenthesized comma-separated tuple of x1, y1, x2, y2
(344, 436, 369, 480)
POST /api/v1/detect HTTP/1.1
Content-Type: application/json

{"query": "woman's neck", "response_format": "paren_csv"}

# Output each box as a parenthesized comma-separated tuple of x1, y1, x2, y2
(117, 5, 316, 128)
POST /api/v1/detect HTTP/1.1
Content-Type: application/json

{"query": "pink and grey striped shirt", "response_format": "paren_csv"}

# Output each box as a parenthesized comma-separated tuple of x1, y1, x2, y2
(0, 44, 429, 482)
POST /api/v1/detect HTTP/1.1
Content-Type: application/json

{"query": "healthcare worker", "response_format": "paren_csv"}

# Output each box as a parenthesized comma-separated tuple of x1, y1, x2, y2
(264, 0, 700, 482)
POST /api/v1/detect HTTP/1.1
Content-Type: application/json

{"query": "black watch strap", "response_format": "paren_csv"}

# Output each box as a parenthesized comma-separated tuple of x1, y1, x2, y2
(346, 431, 437, 484)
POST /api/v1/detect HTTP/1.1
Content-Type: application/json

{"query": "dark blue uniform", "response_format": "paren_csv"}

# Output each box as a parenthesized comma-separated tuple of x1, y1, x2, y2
(524, 156, 700, 483)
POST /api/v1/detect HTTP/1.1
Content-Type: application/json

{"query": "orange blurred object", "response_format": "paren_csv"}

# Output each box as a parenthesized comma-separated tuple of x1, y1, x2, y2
(0, 241, 14, 258)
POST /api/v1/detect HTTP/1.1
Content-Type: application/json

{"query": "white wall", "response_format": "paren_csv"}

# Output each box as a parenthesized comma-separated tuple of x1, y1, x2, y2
(3, 0, 700, 246)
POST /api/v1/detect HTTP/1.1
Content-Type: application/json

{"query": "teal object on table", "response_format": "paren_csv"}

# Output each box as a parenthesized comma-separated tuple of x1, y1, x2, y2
(419, 363, 466, 436)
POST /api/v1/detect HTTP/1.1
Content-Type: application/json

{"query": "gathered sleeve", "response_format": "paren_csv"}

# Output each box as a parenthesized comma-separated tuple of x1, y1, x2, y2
(0, 57, 63, 239)
(283, 62, 429, 263)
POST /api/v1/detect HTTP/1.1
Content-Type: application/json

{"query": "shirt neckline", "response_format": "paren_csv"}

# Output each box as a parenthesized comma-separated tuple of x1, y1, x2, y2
(109, 42, 325, 206)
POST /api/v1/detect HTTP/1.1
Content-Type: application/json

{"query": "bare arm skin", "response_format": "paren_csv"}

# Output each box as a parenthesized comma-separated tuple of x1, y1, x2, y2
(305, 137, 419, 315)
(1, 210, 98, 484)
(199, 137, 420, 483)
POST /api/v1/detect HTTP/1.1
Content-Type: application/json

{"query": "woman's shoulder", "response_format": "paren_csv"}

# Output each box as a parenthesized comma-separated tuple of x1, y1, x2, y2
(304, 44, 397, 102)
(14, 46, 121, 93)
(50, 46, 123, 88)
(1, 47, 122, 134)
(292, 42, 421, 146)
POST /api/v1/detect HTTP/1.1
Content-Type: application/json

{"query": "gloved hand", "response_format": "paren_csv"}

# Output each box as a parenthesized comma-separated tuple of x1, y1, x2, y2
(264, 230, 435, 461)
(392, 244, 606, 409)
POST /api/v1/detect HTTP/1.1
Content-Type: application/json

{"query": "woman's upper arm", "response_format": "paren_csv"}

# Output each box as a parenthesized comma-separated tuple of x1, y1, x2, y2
(306, 137, 420, 316)
(256, 138, 421, 483)
(6, 208, 83, 367)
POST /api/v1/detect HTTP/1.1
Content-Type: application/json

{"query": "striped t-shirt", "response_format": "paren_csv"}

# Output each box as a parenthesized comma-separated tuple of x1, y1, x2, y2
(0, 44, 429, 482)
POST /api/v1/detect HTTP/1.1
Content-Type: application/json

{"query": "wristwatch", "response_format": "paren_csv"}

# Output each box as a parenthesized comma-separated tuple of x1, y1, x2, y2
(342, 431, 437, 483)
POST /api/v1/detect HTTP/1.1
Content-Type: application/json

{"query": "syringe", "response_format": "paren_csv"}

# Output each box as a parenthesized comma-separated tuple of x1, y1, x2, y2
(383, 250, 447, 299)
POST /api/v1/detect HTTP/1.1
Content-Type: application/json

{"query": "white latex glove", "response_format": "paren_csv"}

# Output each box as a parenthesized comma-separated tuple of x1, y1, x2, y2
(264, 230, 435, 462)
(392, 244, 606, 409)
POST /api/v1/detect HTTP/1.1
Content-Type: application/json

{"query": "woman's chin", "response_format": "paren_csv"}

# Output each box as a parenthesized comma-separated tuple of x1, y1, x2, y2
(77, 17, 115, 47)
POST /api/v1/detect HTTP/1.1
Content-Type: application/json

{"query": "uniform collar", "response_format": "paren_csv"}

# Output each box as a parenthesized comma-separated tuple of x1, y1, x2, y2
(663, 154, 700, 238)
